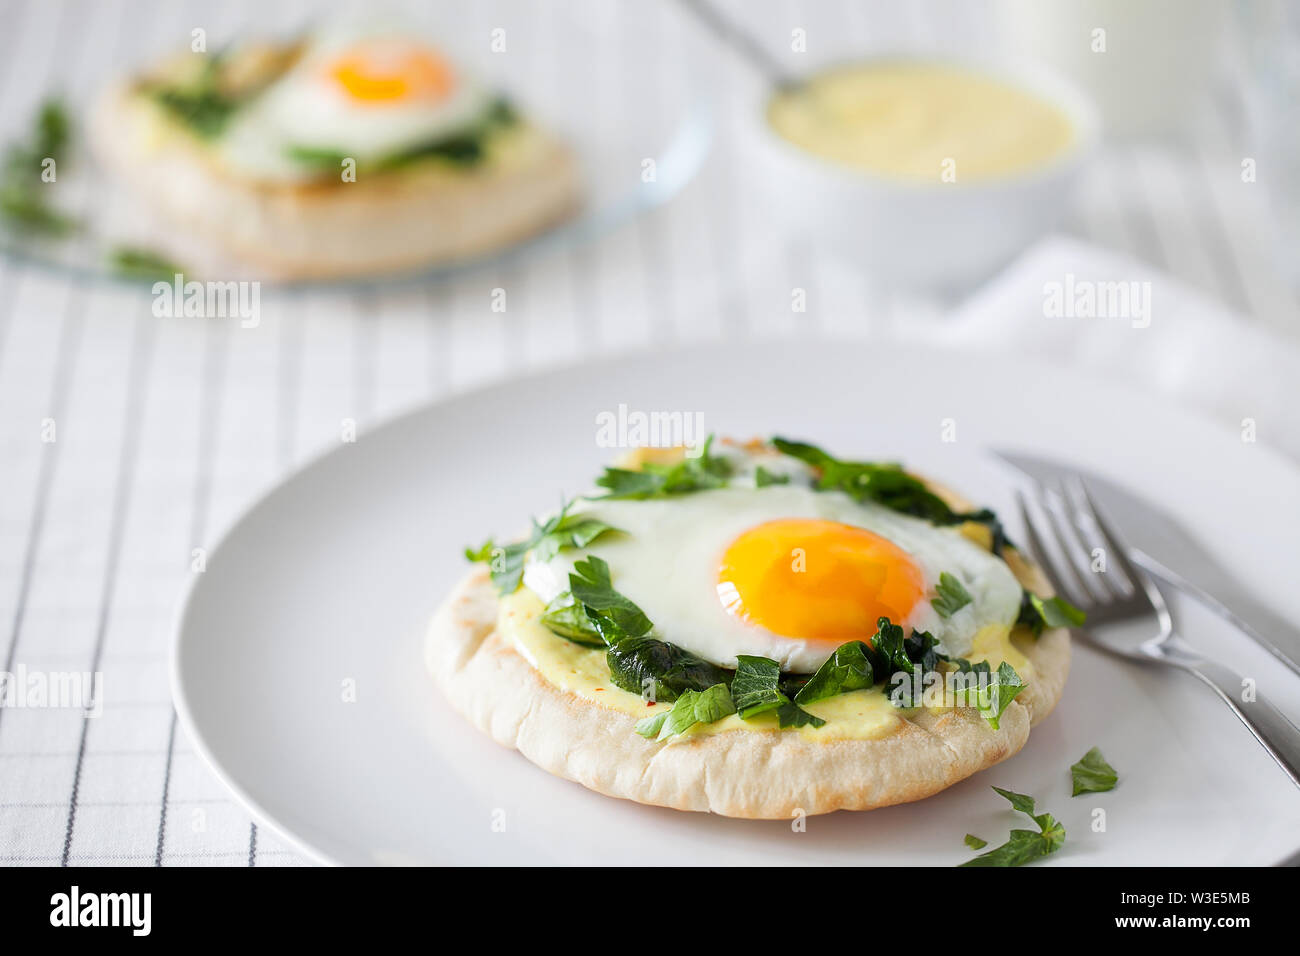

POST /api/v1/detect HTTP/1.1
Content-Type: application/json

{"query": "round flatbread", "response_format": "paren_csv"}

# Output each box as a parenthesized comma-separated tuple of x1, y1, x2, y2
(90, 53, 580, 280)
(425, 566, 1070, 819)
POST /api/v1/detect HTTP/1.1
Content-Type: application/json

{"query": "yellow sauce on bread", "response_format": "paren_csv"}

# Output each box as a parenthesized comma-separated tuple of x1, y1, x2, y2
(499, 589, 1032, 742)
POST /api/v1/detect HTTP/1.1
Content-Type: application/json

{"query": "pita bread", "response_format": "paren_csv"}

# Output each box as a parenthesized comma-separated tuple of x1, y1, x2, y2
(91, 60, 579, 280)
(426, 565, 1070, 819)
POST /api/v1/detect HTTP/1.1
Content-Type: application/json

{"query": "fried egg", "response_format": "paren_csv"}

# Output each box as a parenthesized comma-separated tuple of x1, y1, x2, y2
(218, 24, 494, 180)
(522, 456, 1023, 673)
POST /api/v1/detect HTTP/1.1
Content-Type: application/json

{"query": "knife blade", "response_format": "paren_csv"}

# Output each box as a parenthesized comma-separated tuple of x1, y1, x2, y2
(993, 448, 1300, 679)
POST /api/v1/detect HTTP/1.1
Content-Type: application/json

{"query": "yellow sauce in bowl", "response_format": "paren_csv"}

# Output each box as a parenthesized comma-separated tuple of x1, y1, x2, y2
(767, 61, 1076, 182)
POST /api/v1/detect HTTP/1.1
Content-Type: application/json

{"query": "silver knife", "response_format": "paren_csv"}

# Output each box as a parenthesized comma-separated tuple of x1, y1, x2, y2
(993, 448, 1300, 679)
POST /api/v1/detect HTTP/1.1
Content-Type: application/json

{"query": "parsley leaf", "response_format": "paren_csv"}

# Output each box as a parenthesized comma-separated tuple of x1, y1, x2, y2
(605, 635, 731, 703)
(973, 661, 1026, 730)
(1033, 594, 1087, 628)
(658, 691, 705, 739)
(569, 555, 651, 638)
(537, 593, 604, 648)
(777, 700, 826, 729)
(693, 683, 737, 723)
(790, 618, 1024, 722)
(903, 628, 946, 674)
(964, 834, 988, 850)
(770, 438, 1012, 552)
(594, 435, 733, 500)
(867, 618, 1024, 722)
(794, 641, 874, 705)
(992, 786, 1037, 815)
(731, 655, 787, 718)
(772, 437, 958, 523)
(961, 828, 1062, 867)
(884, 628, 950, 708)
(1, 100, 76, 236)
(532, 554, 731, 704)
(754, 466, 789, 487)
(634, 712, 668, 738)
(284, 97, 517, 172)
(463, 537, 531, 595)
(959, 788, 1066, 867)
(931, 572, 973, 618)
(533, 515, 619, 563)
(730, 655, 825, 727)
(466, 505, 621, 595)
(1070, 746, 1118, 795)
(868, 618, 911, 675)
(34, 100, 69, 158)
(148, 54, 242, 138)
(590, 468, 663, 498)
(108, 246, 185, 282)
(1017, 591, 1086, 634)
(652, 684, 735, 740)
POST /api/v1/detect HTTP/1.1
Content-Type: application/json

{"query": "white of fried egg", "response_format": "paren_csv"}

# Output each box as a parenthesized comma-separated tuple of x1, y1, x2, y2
(218, 24, 493, 180)
(522, 482, 1023, 673)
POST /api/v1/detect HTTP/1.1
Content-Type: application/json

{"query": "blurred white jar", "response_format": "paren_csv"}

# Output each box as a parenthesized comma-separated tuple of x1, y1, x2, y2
(995, 0, 1227, 139)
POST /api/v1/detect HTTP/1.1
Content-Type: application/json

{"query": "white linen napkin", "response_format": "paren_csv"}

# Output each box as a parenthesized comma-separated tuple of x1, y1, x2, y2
(922, 235, 1300, 461)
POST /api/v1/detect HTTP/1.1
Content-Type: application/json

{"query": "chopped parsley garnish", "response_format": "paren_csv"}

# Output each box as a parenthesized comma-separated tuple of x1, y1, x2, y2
(1016, 590, 1086, 635)
(959, 787, 1065, 867)
(108, 246, 186, 282)
(1, 100, 75, 236)
(794, 641, 874, 705)
(931, 572, 973, 618)
(731, 655, 787, 718)
(636, 683, 735, 740)
(770, 437, 1011, 553)
(148, 54, 243, 138)
(754, 466, 788, 487)
(606, 635, 731, 703)
(964, 834, 988, 850)
(971, 661, 1025, 730)
(1070, 746, 1118, 795)
(634, 711, 668, 739)
(537, 593, 603, 648)
(594, 435, 733, 500)
(285, 97, 518, 172)
(731, 654, 825, 728)
(466, 504, 621, 595)
(1032, 593, 1087, 628)
(568, 554, 651, 637)
(776, 700, 825, 729)
(784, 617, 1026, 728)
(498, 550, 728, 703)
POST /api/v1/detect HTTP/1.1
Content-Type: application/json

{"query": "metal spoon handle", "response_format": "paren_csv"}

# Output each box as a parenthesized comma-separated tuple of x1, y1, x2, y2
(675, 0, 797, 88)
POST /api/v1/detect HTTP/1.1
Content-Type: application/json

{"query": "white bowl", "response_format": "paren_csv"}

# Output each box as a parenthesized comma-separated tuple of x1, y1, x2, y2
(745, 57, 1100, 289)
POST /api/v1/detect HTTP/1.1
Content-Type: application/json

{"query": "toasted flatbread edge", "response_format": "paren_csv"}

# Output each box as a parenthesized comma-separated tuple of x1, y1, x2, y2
(90, 84, 581, 279)
(425, 567, 1069, 819)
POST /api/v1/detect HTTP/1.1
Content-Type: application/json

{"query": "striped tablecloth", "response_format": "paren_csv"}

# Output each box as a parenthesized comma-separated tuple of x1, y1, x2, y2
(0, 0, 1295, 866)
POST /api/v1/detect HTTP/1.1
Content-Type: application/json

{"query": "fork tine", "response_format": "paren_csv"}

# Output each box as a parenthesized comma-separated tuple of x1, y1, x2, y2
(1015, 490, 1088, 608)
(1061, 478, 1135, 598)
(1040, 481, 1112, 603)
(1070, 478, 1144, 590)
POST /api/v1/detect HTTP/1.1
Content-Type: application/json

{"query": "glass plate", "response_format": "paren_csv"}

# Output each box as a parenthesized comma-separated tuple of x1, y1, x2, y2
(0, 0, 713, 290)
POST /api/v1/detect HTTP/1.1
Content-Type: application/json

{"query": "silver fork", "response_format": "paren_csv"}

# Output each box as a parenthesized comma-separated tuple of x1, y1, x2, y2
(1017, 477, 1300, 789)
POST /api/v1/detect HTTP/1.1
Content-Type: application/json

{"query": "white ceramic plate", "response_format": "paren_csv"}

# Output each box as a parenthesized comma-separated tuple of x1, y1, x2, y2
(172, 342, 1300, 865)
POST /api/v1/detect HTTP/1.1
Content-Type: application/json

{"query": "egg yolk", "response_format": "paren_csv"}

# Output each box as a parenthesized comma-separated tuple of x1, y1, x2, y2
(717, 519, 924, 643)
(329, 43, 454, 103)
